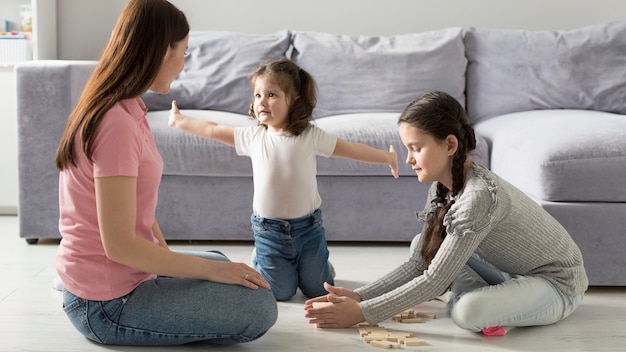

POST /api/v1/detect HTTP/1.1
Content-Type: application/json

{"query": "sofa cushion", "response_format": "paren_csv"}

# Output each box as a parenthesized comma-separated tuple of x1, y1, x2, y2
(149, 111, 489, 178)
(142, 30, 291, 114)
(315, 113, 421, 176)
(465, 20, 626, 124)
(474, 110, 626, 202)
(148, 110, 257, 176)
(315, 113, 490, 175)
(290, 29, 466, 118)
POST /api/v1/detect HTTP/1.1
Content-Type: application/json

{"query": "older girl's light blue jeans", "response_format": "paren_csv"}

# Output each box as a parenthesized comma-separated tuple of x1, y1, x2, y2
(410, 235, 583, 332)
(251, 208, 334, 301)
(62, 250, 277, 346)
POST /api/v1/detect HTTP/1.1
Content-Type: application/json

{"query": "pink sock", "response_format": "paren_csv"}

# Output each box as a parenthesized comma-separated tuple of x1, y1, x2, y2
(481, 326, 506, 336)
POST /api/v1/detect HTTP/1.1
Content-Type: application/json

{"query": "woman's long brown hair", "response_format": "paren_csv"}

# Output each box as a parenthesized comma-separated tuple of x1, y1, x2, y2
(55, 0, 188, 170)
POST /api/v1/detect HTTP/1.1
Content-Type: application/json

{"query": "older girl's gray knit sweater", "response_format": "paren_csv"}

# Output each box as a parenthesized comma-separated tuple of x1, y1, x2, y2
(355, 162, 588, 324)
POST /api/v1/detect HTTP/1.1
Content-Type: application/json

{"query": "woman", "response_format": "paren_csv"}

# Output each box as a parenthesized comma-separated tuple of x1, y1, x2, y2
(54, 0, 276, 345)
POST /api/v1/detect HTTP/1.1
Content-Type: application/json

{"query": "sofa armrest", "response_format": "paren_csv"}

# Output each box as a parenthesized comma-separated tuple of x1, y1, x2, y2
(15, 60, 96, 240)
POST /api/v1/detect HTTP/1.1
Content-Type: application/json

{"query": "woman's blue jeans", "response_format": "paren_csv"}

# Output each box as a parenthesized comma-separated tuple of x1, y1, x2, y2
(251, 208, 334, 301)
(410, 234, 583, 332)
(62, 250, 277, 346)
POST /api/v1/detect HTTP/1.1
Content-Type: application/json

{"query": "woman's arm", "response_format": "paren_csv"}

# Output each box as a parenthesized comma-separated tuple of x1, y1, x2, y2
(168, 100, 235, 146)
(332, 138, 399, 178)
(95, 175, 268, 290)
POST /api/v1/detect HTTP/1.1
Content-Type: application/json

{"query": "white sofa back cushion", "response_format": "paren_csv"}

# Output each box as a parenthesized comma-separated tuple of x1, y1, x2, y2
(290, 28, 466, 118)
(474, 110, 626, 202)
(465, 20, 626, 124)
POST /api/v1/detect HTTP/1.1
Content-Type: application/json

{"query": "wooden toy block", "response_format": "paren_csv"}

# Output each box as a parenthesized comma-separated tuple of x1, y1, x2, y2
(358, 326, 370, 337)
(367, 327, 389, 334)
(312, 302, 333, 308)
(364, 334, 388, 342)
(389, 341, 402, 349)
(398, 317, 422, 323)
(386, 332, 411, 336)
(356, 323, 428, 347)
(414, 312, 437, 319)
(393, 309, 432, 322)
(370, 340, 394, 349)
(357, 323, 385, 335)
(385, 332, 412, 342)
(401, 337, 428, 346)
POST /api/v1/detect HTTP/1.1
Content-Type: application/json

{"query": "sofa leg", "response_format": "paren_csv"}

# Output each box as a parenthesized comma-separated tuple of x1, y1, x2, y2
(25, 238, 38, 245)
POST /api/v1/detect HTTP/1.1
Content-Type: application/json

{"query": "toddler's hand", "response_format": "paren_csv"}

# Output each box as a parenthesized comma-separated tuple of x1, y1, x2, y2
(389, 145, 399, 178)
(168, 100, 182, 127)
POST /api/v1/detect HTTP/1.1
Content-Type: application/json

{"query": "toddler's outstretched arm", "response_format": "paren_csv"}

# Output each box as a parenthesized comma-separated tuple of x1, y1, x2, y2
(168, 100, 235, 147)
(332, 139, 399, 178)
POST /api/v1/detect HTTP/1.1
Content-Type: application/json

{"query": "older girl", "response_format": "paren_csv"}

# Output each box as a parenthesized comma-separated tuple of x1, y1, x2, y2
(304, 91, 587, 335)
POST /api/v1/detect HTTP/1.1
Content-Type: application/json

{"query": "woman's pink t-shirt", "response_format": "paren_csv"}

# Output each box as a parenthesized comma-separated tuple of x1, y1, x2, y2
(56, 97, 163, 301)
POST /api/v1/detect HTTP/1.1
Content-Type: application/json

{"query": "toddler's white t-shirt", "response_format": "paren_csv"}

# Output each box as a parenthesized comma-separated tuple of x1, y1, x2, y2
(235, 125, 337, 219)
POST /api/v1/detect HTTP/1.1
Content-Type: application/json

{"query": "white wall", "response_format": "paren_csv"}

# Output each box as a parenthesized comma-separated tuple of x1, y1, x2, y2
(0, 0, 30, 31)
(57, 0, 626, 60)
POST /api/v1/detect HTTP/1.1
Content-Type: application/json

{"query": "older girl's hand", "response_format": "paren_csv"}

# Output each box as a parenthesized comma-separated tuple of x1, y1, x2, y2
(304, 282, 362, 307)
(304, 293, 366, 328)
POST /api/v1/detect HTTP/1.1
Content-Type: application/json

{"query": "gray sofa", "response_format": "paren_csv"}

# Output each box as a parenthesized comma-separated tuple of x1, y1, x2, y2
(16, 21, 626, 285)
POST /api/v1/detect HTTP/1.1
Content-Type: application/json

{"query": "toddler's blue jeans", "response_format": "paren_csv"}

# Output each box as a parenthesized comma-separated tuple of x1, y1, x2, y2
(251, 208, 334, 301)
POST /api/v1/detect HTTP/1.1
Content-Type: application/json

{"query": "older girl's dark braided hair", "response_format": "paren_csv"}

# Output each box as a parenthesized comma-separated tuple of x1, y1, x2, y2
(398, 91, 476, 268)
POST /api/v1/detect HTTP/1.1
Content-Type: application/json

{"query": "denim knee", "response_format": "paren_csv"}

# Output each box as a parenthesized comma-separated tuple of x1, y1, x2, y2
(449, 293, 485, 331)
(245, 289, 278, 340)
(271, 284, 298, 301)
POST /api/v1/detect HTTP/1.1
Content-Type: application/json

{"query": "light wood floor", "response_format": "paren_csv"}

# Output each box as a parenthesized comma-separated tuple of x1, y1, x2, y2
(1, 215, 624, 351)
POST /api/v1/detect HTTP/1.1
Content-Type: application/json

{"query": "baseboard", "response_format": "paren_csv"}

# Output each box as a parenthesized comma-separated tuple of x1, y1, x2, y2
(0, 206, 17, 215)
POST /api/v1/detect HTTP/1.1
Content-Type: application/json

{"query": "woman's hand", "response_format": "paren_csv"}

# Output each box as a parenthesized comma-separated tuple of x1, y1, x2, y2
(304, 283, 365, 328)
(209, 261, 271, 291)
